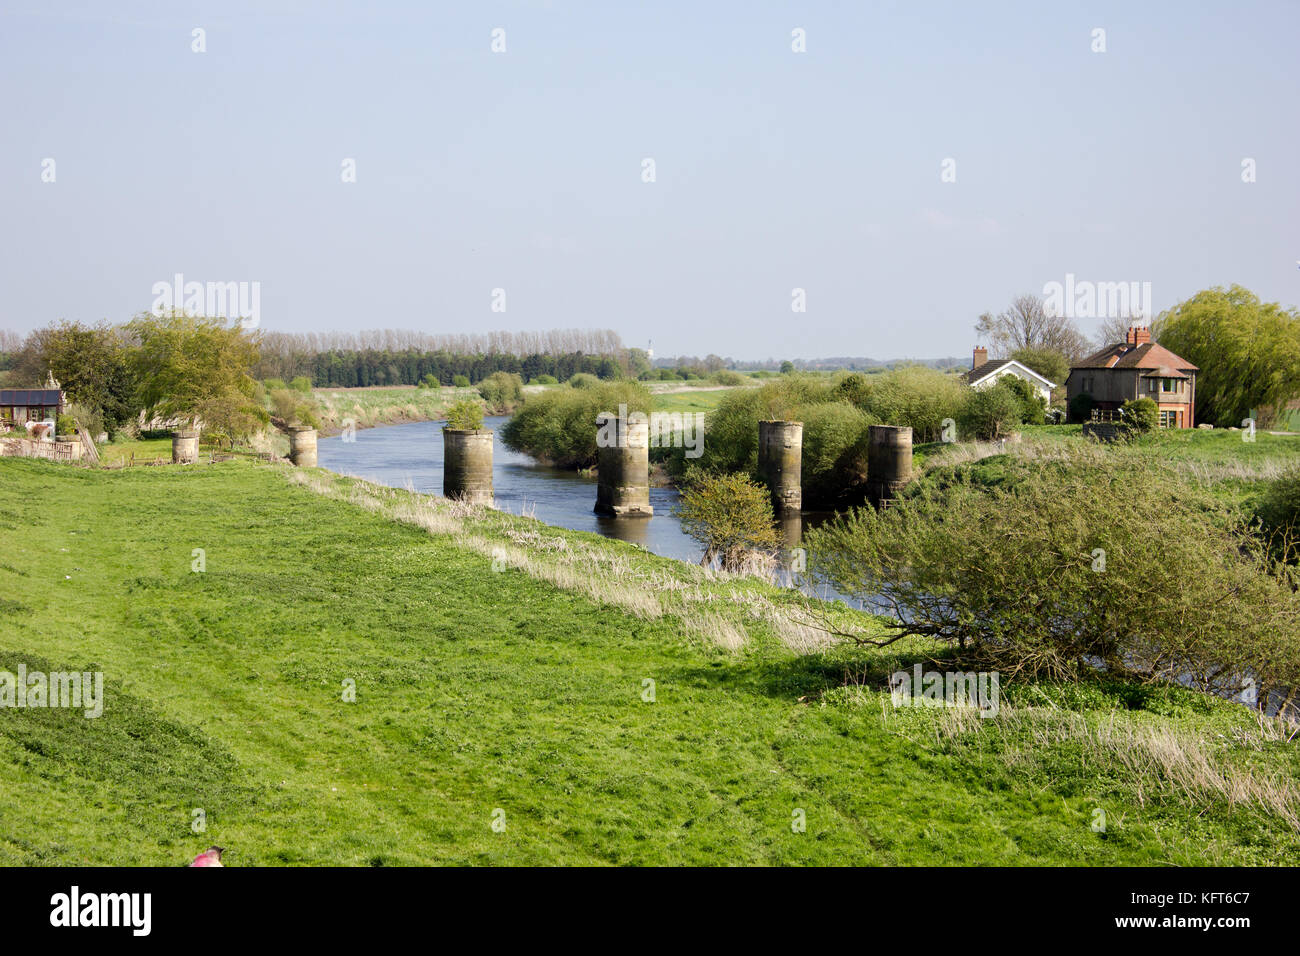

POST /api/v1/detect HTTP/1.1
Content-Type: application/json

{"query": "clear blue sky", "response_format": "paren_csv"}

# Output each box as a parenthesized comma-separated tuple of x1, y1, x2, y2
(2, 0, 1297, 360)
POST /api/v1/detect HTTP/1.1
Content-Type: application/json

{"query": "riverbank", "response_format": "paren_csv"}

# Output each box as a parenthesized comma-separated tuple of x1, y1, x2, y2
(2, 456, 1297, 864)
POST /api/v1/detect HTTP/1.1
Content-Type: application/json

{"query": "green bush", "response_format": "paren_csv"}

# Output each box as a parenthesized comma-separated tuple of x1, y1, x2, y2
(957, 383, 1023, 440)
(1068, 392, 1096, 424)
(56, 413, 78, 437)
(857, 366, 970, 442)
(710, 369, 746, 387)
(269, 388, 320, 430)
(451, 374, 471, 388)
(444, 399, 484, 430)
(806, 451, 1300, 694)
(1121, 397, 1159, 433)
(567, 372, 600, 389)
(833, 371, 872, 407)
(1256, 466, 1300, 563)
(263, 378, 287, 391)
(998, 374, 1047, 425)
(290, 376, 312, 393)
(529, 374, 559, 386)
(476, 372, 525, 413)
(794, 402, 877, 504)
(501, 380, 652, 468)
(677, 470, 780, 570)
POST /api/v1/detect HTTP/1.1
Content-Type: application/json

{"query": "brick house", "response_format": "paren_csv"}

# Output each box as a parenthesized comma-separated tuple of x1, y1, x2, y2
(1065, 326, 1198, 428)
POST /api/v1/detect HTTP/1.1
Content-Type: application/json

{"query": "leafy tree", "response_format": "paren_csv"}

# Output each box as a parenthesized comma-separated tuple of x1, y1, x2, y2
(11, 321, 138, 437)
(677, 470, 781, 571)
(1009, 345, 1069, 387)
(452, 374, 471, 388)
(1157, 285, 1300, 426)
(127, 311, 266, 441)
(779, 361, 795, 374)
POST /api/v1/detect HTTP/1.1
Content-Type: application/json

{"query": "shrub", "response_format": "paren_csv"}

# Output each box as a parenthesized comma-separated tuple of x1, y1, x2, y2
(957, 383, 1023, 440)
(452, 374, 472, 389)
(1121, 397, 1159, 433)
(444, 399, 484, 430)
(1256, 467, 1300, 564)
(998, 374, 1047, 425)
(269, 388, 320, 430)
(290, 376, 312, 393)
(56, 413, 78, 437)
(501, 380, 652, 468)
(1068, 392, 1096, 423)
(833, 371, 872, 407)
(794, 402, 876, 505)
(530, 374, 559, 386)
(477, 372, 525, 413)
(711, 369, 746, 387)
(859, 366, 970, 442)
(263, 378, 287, 392)
(677, 470, 781, 571)
(806, 450, 1300, 698)
(567, 372, 600, 389)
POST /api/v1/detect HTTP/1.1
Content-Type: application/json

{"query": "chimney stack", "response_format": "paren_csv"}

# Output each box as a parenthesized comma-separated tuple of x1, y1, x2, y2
(1126, 325, 1151, 347)
(972, 346, 988, 370)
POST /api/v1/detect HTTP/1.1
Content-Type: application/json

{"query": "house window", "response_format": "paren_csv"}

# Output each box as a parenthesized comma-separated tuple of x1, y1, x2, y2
(1161, 379, 1177, 393)
(1159, 410, 1179, 429)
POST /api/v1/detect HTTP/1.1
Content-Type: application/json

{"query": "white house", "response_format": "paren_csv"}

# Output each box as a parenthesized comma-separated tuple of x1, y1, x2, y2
(963, 347, 1056, 405)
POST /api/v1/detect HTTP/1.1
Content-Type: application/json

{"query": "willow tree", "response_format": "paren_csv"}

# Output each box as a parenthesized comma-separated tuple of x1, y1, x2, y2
(126, 311, 267, 443)
(1157, 286, 1300, 426)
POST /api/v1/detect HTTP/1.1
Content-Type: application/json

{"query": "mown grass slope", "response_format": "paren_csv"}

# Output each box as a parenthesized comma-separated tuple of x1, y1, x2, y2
(0, 458, 1296, 865)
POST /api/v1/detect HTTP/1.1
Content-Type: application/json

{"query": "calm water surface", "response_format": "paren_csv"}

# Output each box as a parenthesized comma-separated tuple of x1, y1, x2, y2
(318, 417, 707, 562)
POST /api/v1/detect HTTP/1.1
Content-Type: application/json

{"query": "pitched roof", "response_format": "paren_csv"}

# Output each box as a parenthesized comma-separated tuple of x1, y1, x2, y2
(1072, 341, 1198, 372)
(964, 359, 1058, 388)
(0, 389, 63, 405)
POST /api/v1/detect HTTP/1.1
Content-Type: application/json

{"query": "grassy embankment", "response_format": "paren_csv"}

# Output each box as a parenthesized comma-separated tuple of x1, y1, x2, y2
(917, 426, 1299, 509)
(0, 456, 1297, 865)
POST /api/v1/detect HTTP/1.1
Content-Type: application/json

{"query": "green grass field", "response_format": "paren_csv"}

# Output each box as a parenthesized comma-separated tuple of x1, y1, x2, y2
(1, 458, 1297, 865)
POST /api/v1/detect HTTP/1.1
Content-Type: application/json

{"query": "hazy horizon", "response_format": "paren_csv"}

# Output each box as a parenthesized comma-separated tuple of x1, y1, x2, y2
(3, 1, 1297, 358)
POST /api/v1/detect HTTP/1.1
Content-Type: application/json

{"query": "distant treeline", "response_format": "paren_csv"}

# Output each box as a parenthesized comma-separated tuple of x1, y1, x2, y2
(253, 329, 628, 386)
(655, 354, 970, 372)
(267, 348, 626, 388)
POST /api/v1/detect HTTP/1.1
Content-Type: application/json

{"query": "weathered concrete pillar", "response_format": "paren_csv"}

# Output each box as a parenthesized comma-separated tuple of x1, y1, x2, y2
(867, 425, 913, 506)
(172, 428, 199, 465)
(758, 420, 803, 515)
(288, 426, 318, 468)
(595, 412, 653, 517)
(443, 428, 494, 505)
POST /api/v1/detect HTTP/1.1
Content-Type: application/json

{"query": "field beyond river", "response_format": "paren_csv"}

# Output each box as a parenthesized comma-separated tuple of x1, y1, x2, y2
(1, 456, 1297, 864)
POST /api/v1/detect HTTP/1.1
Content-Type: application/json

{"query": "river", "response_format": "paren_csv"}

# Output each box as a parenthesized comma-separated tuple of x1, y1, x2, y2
(318, 416, 709, 563)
